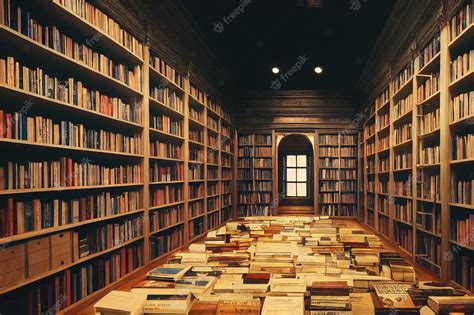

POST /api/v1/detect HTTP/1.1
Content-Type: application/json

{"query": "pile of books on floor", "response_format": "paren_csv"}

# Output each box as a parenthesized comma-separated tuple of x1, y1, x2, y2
(94, 216, 473, 314)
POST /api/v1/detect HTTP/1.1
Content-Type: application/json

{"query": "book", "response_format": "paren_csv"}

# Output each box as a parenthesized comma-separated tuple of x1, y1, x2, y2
(427, 296, 474, 313)
(261, 296, 304, 315)
(94, 291, 147, 315)
(146, 265, 192, 281)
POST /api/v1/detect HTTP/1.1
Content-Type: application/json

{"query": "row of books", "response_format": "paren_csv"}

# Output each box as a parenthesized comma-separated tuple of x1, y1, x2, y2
(0, 242, 143, 313)
(255, 147, 271, 157)
(341, 147, 357, 156)
(0, 110, 143, 154)
(151, 186, 183, 207)
(222, 181, 232, 194)
(188, 165, 204, 181)
(150, 226, 183, 260)
(379, 157, 389, 172)
(452, 133, 474, 160)
(394, 177, 412, 197)
(419, 107, 440, 135)
(416, 206, 441, 234)
(450, 175, 474, 205)
(419, 144, 440, 165)
(0, 57, 141, 123)
(448, 2, 474, 42)
(150, 141, 182, 159)
(189, 200, 204, 218)
(395, 200, 413, 223)
(377, 111, 390, 130)
(451, 91, 474, 123)
(255, 134, 272, 145)
(1, 0, 142, 90)
(149, 53, 186, 89)
(150, 114, 183, 137)
(0, 190, 141, 237)
(320, 169, 338, 180)
(319, 146, 339, 156)
(417, 74, 440, 102)
(394, 223, 413, 252)
(416, 232, 442, 266)
(375, 88, 390, 111)
(207, 196, 218, 212)
(189, 84, 207, 106)
(394, 123, 412, 145)
(254, 169, 272, 180)
(394, 94, 413, 118)
(0, 159, 142, 190)
(418, 173, 440, 201)
(189, 183, 204, 199)
(207, 116, 218, 132)
(319, 157, 338, 168)
(189, 149, 203, 163)
(150, 86, 184, 114)
(189, 106, 203, 123)
(450, 50, 474, 82)
(418, 33, 440, 70)
(394, 151, 413, 170)
(378, 135, 389, 151)
(189, 129, 203, 143)
(367, 159, 375, 173)
(253, 157, 272, 168)
(238, 135, 253, 146)
(393, 59, 415, 92)
(378, 195, 389, 213)
(366, 141, 375, 156)
(149, 163, 183, 183)
(206, 168, 218, 180)
(207, 182, 218, 195)
(149, 205, 183, 233)
(378, 215, 390, 235)
(189, 216, 204, 239)
(54, 0, 144, 58)
(365, 122, 375, 139)
(73, 215, 143, 259)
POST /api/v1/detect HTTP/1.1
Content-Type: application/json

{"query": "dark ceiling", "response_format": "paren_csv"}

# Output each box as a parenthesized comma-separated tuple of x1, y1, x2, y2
(179, 0, 396, 91)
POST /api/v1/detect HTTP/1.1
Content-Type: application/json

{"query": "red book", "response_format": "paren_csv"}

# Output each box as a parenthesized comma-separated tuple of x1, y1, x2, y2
(65, 270, 71, 307)
(120, 247, 126, 277)
(127, 247, 133, 272)
(5, 113, 12, 139)
(67, 158, 73, 186)
(0, 109, 4, 138)
(54, 275, 60, 309)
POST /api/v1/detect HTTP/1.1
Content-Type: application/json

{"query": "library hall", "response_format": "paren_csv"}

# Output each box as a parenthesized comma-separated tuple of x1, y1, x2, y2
(0, 0, 474, 314)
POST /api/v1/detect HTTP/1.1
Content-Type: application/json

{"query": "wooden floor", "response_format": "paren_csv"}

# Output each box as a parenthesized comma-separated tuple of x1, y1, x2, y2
(66, 215, 439, 315)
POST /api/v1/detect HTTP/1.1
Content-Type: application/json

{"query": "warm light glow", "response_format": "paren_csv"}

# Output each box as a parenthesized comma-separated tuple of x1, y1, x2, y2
(272, 67, 280, 74)
(314, 66, 323, 74)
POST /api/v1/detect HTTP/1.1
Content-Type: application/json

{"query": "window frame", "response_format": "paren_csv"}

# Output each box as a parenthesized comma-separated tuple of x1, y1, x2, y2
(284, 154, 308, 198)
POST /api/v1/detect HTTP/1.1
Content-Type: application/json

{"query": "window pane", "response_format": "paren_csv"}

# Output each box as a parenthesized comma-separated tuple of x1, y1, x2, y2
(297, 155, 307, 167)
(287, 183, 297, 196)
(297, 183, 307, 197)
(297, 168, 307, 182)
(287, 168, 296, 181)
(287, 155, 297, 167)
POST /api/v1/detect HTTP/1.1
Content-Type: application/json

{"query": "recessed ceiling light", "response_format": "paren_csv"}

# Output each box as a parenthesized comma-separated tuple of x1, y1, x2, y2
(272, 67, 280, 74)
(314, 66, 323, 74)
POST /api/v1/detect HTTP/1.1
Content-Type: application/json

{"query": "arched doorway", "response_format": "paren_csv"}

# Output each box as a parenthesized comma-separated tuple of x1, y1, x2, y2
(278, 134, 313, 208)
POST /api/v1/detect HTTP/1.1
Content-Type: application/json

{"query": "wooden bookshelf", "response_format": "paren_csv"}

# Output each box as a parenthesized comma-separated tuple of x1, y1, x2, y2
(317, 131, 359, 217)
(0, 0, 237, 312)
(360, 8, 474, 293)
(236, 133, 274, 217)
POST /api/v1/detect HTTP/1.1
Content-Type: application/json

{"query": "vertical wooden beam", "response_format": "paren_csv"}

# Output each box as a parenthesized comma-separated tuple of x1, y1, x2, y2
(183, 76, 190, 245)
(142, 45, 151, 264)
(439, 24, 451, 281)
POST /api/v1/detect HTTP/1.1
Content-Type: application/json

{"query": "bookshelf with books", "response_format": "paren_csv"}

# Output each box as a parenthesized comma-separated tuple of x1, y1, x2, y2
(317, 132, 359, 217)
(237, 133, 274, 217)
(446, 2, 474, 291)
(0, 0, 147, 312)
(0, 0, 237, 312)
(359, 10, 474, 291)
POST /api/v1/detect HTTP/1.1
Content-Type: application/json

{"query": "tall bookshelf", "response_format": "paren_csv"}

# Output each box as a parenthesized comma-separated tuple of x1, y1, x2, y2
(0, 0, 237, 313)
(317, 132, 359, 217)
(360, 4, 474, 292)
(237, 133, 274, 217)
